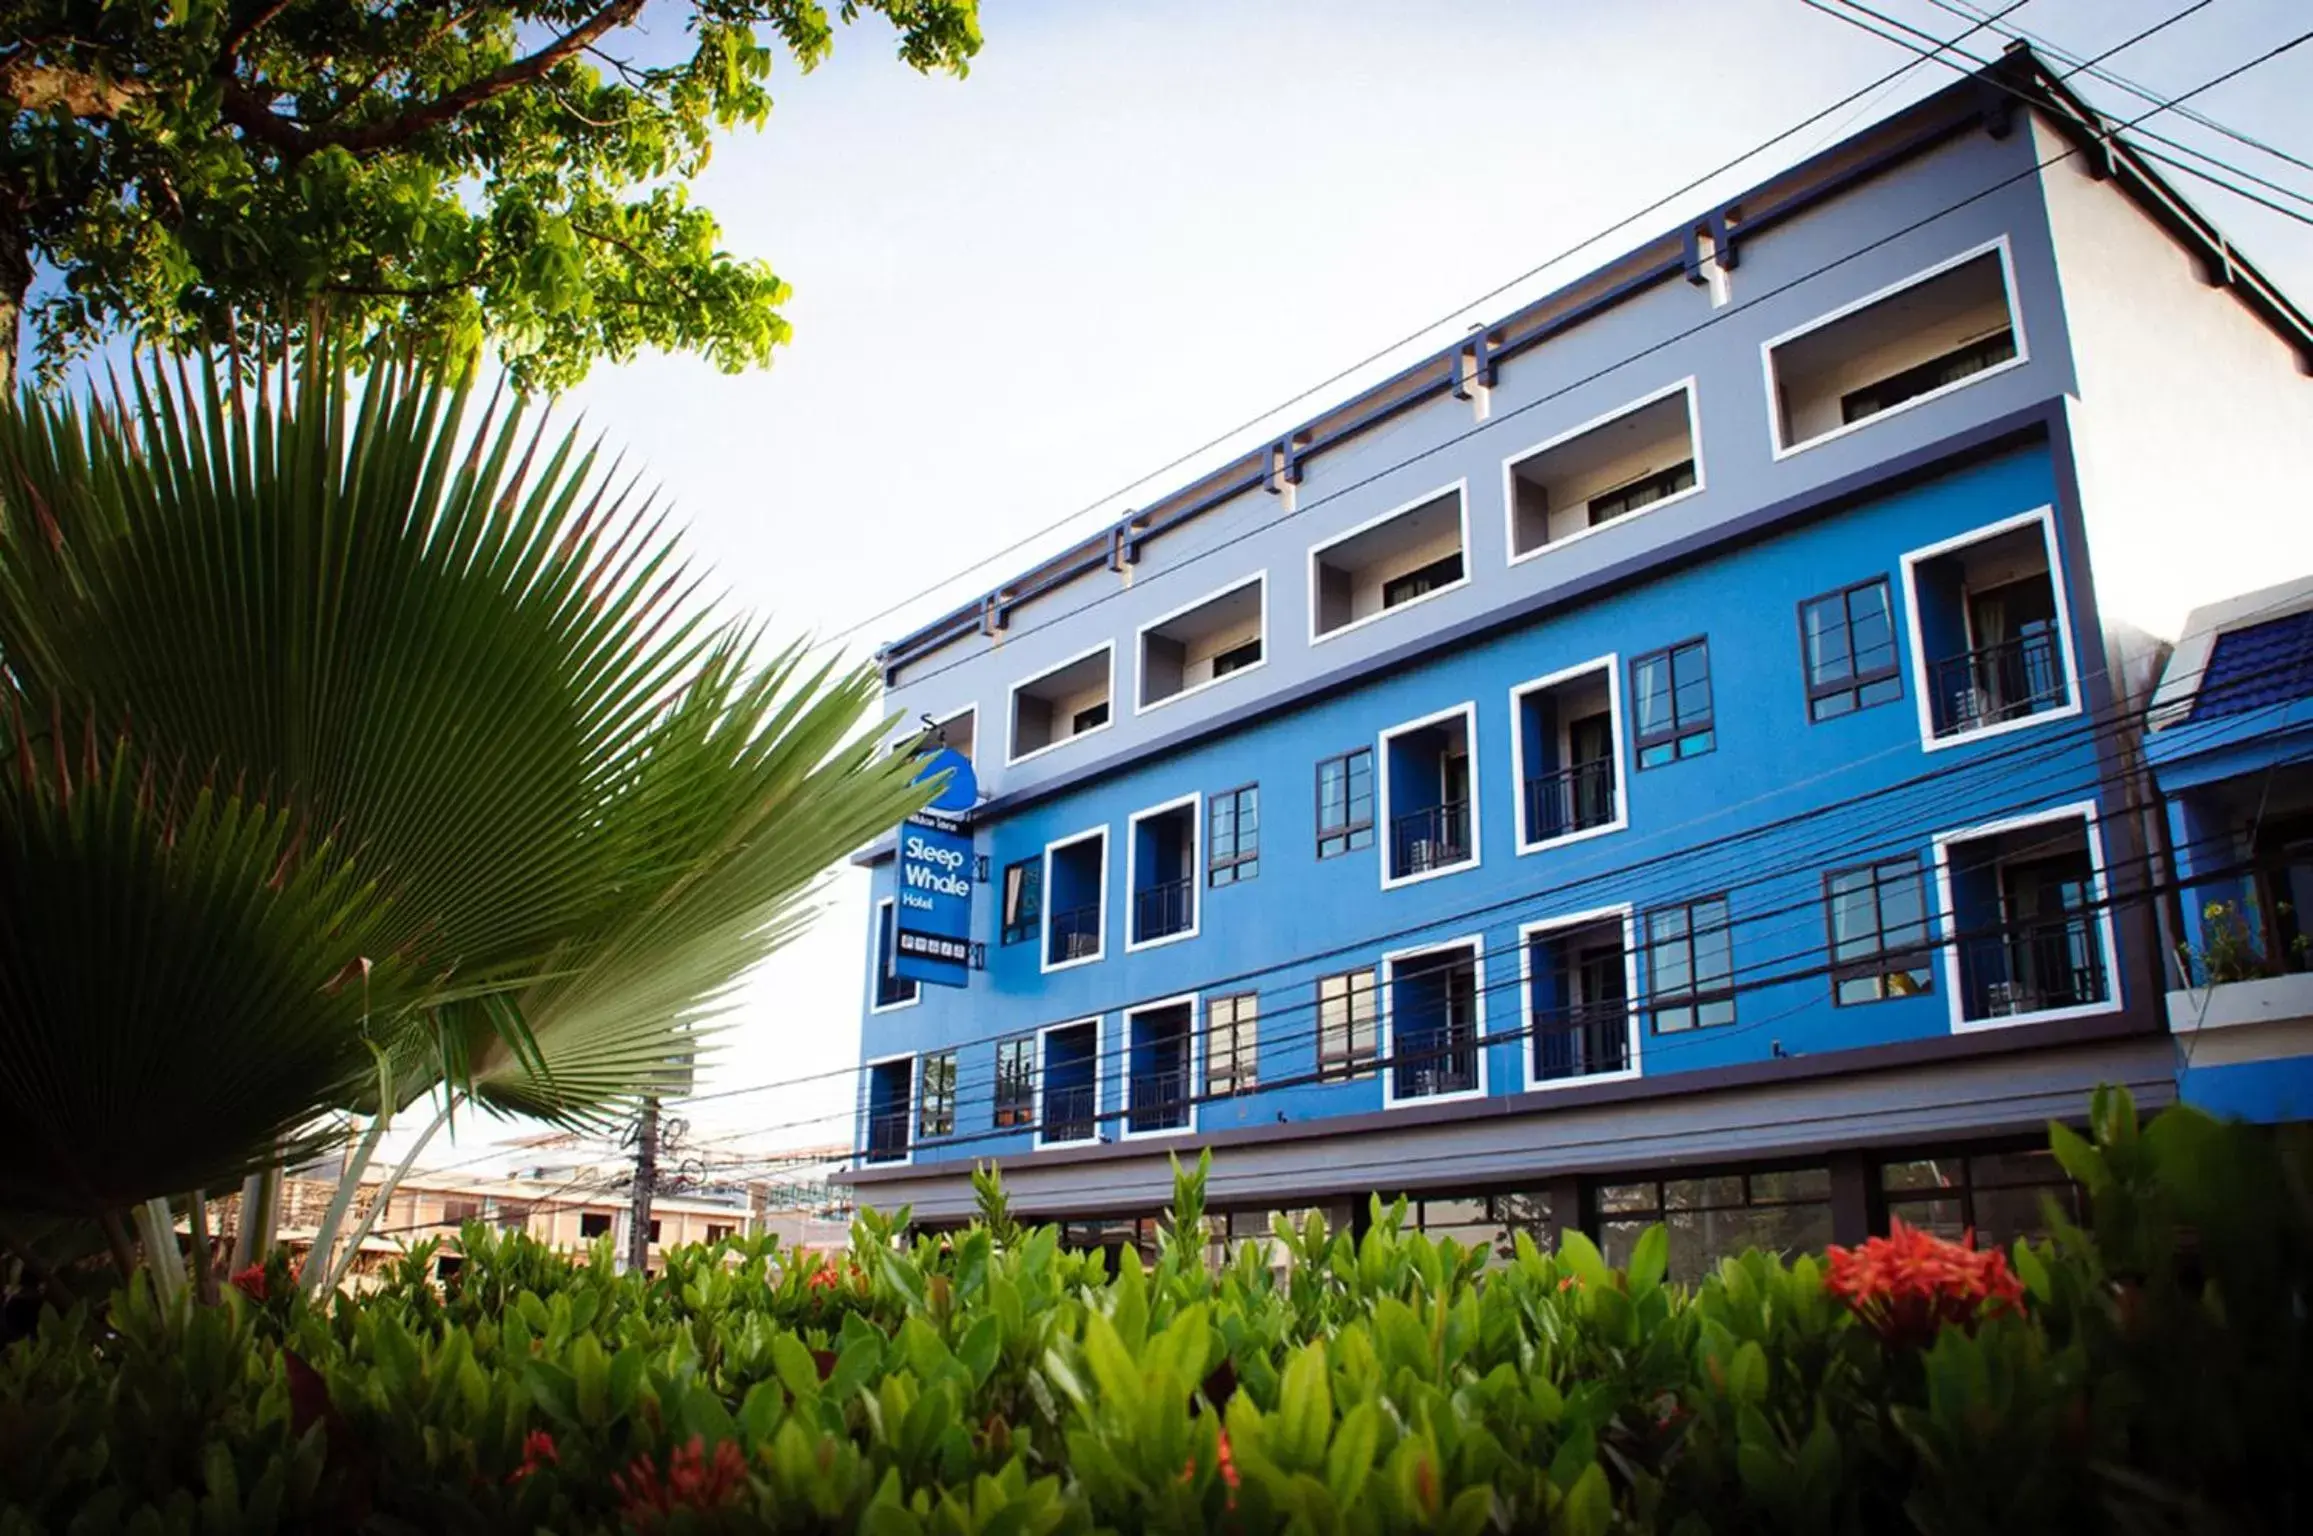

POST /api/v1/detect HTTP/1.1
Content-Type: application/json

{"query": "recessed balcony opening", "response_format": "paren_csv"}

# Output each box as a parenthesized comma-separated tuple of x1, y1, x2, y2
(1040, 1020, 1098, 1146)
(1508, 387, 1699, 559)
(1525, 915, 1634, 1084)
(1905, 514, 2073, 741)
(871, 899, 918, 1011)
(1513, 661, 1622, 851)
(863, 1059, 912, 1164)
(1043, 829, 1106, 970)
(914, 706, 974, 766)
(1311, 487, 1466, 639)
(1382, 706, 1477, 884)
(1769, 246, 2020, 451)
(1941, 811, 2114, 1026)
(1386, 943, 1482, 1103)
(1009, 646, 1113, 762)
(1139, 578, 1264, 710)
(1128, 797, 1198, 948)
(1125, 1000, 1195, 1136)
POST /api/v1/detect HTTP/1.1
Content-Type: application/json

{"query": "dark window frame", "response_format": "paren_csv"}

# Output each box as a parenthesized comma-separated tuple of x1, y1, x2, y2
(1316, 967, 1379, 1080)
(916, 1050, 957, 1140)
(999, 857, 1042, 946)
(1070, 699, 1111, 734)
(1823, 857, 1936, 1006)
(1587, 458, 1697, 527)
(579, 1212, 613, 1239)
(994, 1036, 1036, 1128)
(1206, 992, 1258, 1097)
(1630, 637, 1716, 769)
(1643, 895, 1736, 1034)
(1315, 748, 1376, 859)
(1210, 636, 1263, 678)
(1208, 783, 1260, 887)
(874, 899, 919, 1008)
(1381, 551, 1465, 609)
(1840, 327, 2018, 425)
(1798, 577, 1904, 723)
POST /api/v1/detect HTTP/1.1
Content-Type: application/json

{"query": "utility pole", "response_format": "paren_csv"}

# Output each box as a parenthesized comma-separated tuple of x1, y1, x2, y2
(626, 1096, 659, 1275)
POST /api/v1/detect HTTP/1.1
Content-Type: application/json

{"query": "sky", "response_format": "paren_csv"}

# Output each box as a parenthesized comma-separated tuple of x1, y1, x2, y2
(403, 0, 2313, 1174)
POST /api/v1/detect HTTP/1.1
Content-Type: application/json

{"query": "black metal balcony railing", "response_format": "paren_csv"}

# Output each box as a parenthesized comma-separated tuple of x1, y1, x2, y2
(1133, 878, 1194, 943)
(1047, 903, 1102, 962)
(1523, 758, 1617, 843)
(1391, 800, 1472, 877)
(863, 1109, 911, 1164)
(1392, 1034, 1479, 1100)
(1127, 1067, 1193, 1134)
(1532, 999, 1631, 1081)
(1041, 1082, 1096, 1144)
(1962, 917, 2109, 1020)
(1930, 629, 2067, 737)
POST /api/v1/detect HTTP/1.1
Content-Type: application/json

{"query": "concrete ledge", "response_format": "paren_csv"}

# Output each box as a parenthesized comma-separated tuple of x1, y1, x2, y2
(2166, 973, 2313, 1033)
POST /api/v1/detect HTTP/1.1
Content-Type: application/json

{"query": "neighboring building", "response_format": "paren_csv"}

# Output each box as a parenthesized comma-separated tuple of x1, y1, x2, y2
(843, 46, 2313, 1280)
(2147, 580, 2313, 1122)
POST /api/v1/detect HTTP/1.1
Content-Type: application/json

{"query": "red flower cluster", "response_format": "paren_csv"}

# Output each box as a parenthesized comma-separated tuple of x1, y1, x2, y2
(1824, 1219, 2026, 1349)
(1181, 1427, 1241, 1509)
(507, 1430, 559, 1484)
(231, 1264, 268, 1302)
(613, 1436, 750, 1525)
(805, 1263, 844, 1293)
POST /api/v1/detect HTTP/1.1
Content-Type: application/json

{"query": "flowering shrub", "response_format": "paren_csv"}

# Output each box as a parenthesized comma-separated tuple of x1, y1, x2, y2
(0, 1088, 2307, 1534)
(1824, 1218, 2025, 1347)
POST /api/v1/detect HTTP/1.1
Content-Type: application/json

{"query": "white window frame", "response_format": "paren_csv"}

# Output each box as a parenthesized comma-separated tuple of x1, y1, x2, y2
(1930, 798, 2122, 1036)
(1133, 573, 1269, 716)
(1507, 653, 1628, 855)
(1004, 642, 1117, 767)
(1501, 378, 1705, 567)
(1035, 1015, 1103, 1148)
(1306, 478, 1471, 646)
(865, 896, 920, 1016)
(1123, 791, 1203, 953)
(1380, 935, 1489, 1109)
(1039, 825, 1109, 975)
(1376, 700, 1483, 891)
(1516, 906, 1641, 1092)
(1898, 504, 2085, 754)
(857, 1050, 917, 1167)
(1120, 991, 1202, 1141)
(1761, 234, 2028, 461)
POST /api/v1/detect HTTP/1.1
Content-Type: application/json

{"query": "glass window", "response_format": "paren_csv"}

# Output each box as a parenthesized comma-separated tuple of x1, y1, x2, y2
(1631, 639, 1715, 768)
(1644, 896, 1735, 1033)
(1881, 1147, 2080, 1247)
(1826, 858, 1935, 1004)
(917, 1051, 957, 1139)
(1316, 749, 1376, 859)
(1597, 1169, 1833, 1284)
(999, 858, 1042, 946)
(1588, 459, 1696, 526)
(994, 1036, 1035, 1128)
(1206, 993, 1258, 1096)
(1211, 637, 1262, 677)
(1316, 968, 1378, 1079)
(580, 1212, 613, 1238)
(1382, 552, 1464, 609)
(1209, 785, 1260, 886)
(875, 901, 918, 1007)
(1800, 578, 1903, 721)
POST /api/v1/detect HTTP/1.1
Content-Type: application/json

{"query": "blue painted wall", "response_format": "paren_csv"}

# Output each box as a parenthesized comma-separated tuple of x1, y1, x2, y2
(860, 443, 2128, 1165)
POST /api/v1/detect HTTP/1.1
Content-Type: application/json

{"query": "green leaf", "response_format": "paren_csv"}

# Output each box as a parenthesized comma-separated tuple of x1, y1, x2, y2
(1275, 1341, 1333, 1472)
(1561, 1463, 1613, 1536)
(772, 1332, 823, 1403)
(1625, 1223, 1668, 1293)
(1727, 1340, 1769, 1406)
(1326, 1400, 1381, 1506)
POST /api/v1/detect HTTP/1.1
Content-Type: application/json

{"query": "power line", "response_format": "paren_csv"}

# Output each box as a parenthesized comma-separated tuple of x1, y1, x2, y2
(810, 3, 2041, 656)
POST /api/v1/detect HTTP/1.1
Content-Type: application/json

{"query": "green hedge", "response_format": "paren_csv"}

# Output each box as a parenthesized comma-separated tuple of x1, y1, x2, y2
(3, 1089, 2309, 1534)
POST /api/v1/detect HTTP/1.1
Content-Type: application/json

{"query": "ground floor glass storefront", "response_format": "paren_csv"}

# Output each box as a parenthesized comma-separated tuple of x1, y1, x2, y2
(1596, 1168, 1834, 1284)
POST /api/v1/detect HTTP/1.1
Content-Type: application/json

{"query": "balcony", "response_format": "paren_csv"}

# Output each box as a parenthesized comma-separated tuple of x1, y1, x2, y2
(1042, 828, 1106, 970)
(1961, 918, 2110, 1019)
(1939, 808, 2116, 1029)
(1138, 576, 1264, 710)
(1311, 486, 1466, 640)
(1127, 796, 1199, 948)
(1386, 942, 1483, 1104)
(1041, 1082, 1096, 1145)
(1513, 659, 1621, 851)
(862, 1109, 912, 1165)
(1125, 999, 1195, 1136)
(1048, 903, 1102, 961)
(1768, 244, 2022, 452)
(1928, 631, 2067, 736)
(862, 1056, 914, 1164)
(2165, 783, 2313, 1035)
(1040, 1019, 1099, 1146)
(1507, 383, 1700, 559)
(1381, 704, 1478, 885)
(1904, 512, 2074, 744)
(1133, 879, 1193, 943)
(1525, 914, 1635, 1084)
(1127, 1068, 1192, 1135)
(1008, 645, 1113, 763)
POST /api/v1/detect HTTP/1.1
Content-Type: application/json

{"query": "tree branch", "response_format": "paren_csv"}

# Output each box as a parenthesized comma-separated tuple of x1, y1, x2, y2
(215, 1, 298, 67)
(0, 54, 143, 117)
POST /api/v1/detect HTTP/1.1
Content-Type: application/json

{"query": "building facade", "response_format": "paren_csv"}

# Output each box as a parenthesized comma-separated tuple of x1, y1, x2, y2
(843, 50, 2313, 1280)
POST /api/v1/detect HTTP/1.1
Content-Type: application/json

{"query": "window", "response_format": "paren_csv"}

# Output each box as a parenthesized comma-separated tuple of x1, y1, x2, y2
(1586, 460, 1696, 526)
(1211, 638, 1262, 676)
(647, 1219, 662, 1245)
(1207, 993, 1258, 1096)
(872, 899, 918, 1009)
(706, 1223, 736, 1243)
(1631, 640, 1714, 767)
(1071, 700, 1110, 733)
(1800, 578, 1902, 721)
(1008, 645, 1113, 762)
(1645, 896, 1734, 1032)
(1841, 330, 2016, 424)
(917, 1051, 957, 1139)
(1043, 828, 1107, 970)
(1127, 795, 1199, 949)
(1507, 383, 1702, 559)
(1209, 785, 1259, 886)
(1381, 552, 1465, 609)
(580, 1212, 613, 1239)
(1826, 859, 1933, 1004)
(1881, 1147, 2082, 1247)
(1596, 1169, 1832, 1283)
(994, 1037, 1036, 1128)
(1316, 749, 1375, 858)
(442, 1198, 482, 1225)
(1139, 575, 1265, 708)
(999, 857, 1042, 946)
(496, 1202, 533, 1231)
(1383, 705, 1478, 880)
(1902, 510, 2074, 743)
(1317, 968, 1378, 1079)
(1512, 664, 1617, 850)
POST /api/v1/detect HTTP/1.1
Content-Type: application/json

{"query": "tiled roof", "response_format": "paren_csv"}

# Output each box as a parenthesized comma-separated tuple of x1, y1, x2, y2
(2191, 609, 2313, 722)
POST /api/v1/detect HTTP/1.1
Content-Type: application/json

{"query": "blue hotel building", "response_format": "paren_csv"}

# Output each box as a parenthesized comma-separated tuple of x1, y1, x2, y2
(843, 49, 2313, 1274)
